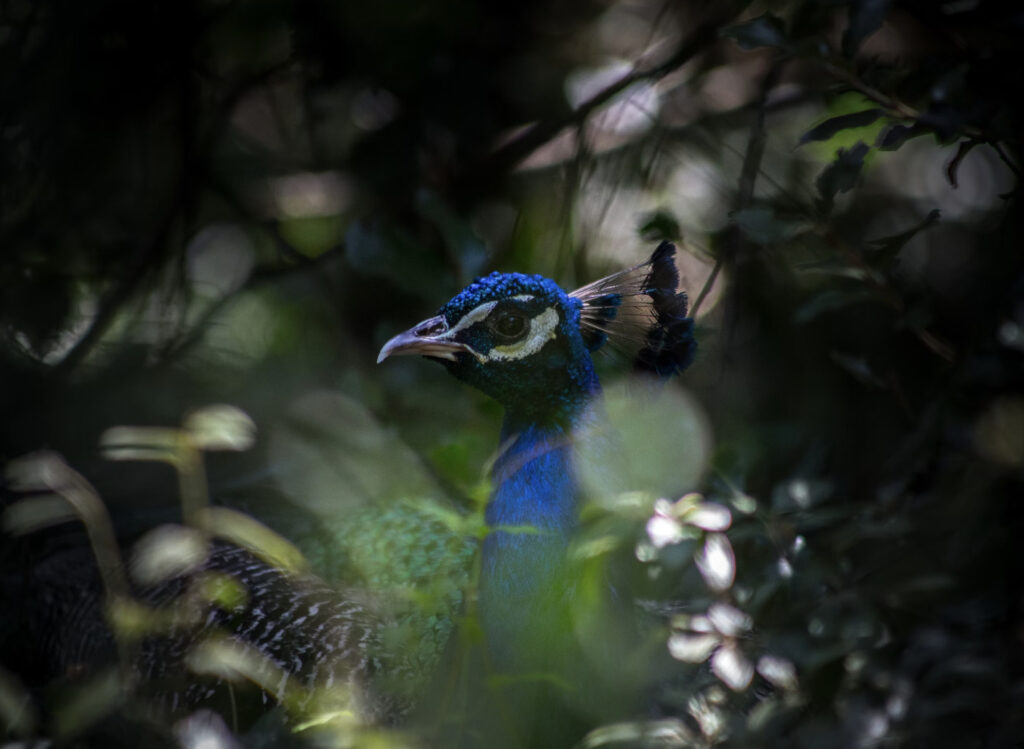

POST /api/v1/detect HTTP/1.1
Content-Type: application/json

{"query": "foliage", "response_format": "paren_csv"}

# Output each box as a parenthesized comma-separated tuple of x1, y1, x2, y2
(2, 0, 1022, 747)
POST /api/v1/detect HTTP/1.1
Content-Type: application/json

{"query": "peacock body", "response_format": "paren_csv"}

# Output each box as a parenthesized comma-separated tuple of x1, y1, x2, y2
(2, 241, 696, 743)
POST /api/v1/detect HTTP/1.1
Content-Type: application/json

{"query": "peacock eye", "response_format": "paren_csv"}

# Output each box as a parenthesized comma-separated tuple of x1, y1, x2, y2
(489, 309, 528, 342)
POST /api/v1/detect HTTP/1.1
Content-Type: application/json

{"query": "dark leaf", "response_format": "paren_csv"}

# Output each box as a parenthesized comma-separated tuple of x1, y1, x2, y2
(876, 122, 926, 150)
(867, 209, 941, 270)
(639, 209, 682, 243)
(794, 289, 878, 323)
(731, 207, 807, 244)
(842, 0, 892, 57)
(815, 141, 870, 210)
(799, 109, 883, 144)
(721, 13, 788, 50)
(946, 139, 980, 188)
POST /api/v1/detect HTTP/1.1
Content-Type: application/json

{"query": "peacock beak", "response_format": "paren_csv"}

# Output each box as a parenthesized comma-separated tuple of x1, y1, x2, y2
(376, 315, 472, 363)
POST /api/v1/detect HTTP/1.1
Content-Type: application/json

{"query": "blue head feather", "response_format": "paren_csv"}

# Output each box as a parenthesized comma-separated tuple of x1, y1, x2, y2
(437, 272, 597, 425)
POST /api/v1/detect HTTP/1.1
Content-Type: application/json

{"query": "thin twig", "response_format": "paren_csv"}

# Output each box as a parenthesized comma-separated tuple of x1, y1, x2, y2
(475, 1, 749, 179)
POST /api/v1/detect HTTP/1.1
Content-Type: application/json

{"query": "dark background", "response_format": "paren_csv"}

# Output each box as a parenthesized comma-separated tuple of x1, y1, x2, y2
(2, 0, 1023, 746)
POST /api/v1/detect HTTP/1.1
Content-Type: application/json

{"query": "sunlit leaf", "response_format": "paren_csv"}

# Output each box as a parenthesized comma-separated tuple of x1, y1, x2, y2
(800, 109, 884, 145)
(184, 404, 257, 451)
(707, 602, 751, 636)
(757, 654, 799, 690)
(711, 642, 754, 691)
(199, 507, 310, 574)
(4, 450, 70, 492)
(130, 524, 209, 585)
(696, 533, 735, 592)
(579, 718, 697, 748)
(668, 631, 718, 663)
(646, 512, 684, 549)
(683, 501, 732, 532)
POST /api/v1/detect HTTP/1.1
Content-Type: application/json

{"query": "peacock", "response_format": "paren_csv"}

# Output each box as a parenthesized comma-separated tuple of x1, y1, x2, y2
(1, 241, 696, 745)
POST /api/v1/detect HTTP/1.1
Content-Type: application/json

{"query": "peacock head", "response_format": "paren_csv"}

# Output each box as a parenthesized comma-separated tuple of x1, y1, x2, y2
(377, 241, 697, 422)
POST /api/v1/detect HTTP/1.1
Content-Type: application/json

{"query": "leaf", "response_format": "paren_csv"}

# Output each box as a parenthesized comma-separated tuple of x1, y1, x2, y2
(866, 209, 940, 270)
(667, 631, 718, 663)
(638, 209, 682, 243)
(815, 141, 870, 210)
(794, 289, 877, 323)
(695, 533, 735, 592)
(731, 207, 807, 244)
(842, 0, 892, 57)
(711, 642, 754, 691)
(876, 122, 927, 151)
(946, 139, 980, 188)
(720, 13, 788, 51)
(184, 404, 257, 451)
(799, 109, 883, 144)
(130, 524, 209, 585)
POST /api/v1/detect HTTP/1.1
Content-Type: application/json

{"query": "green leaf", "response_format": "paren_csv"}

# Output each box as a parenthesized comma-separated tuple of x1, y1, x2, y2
(721, 13, 788, 51)
(799, 109, 883, 144)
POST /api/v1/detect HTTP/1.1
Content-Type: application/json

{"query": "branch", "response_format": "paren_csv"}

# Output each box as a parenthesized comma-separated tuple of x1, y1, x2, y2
(475, 1, 749, 179)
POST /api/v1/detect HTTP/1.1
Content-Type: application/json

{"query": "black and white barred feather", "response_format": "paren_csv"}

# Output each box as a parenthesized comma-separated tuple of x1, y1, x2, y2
(570, 241, 697, 377)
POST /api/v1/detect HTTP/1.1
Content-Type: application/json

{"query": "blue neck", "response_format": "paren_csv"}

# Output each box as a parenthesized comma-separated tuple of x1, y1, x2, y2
(478, 378, 600, 667)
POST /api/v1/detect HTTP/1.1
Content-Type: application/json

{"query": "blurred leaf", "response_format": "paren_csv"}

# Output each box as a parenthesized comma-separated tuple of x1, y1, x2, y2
(866, 209, 940, 270)
(278, 215, 345, 258)
(794, 289, 877, 323)
(829, 352, 888, 388)
(197, 572, 249, 612)
(711, 642, 754, 691)
(638, 209, 682, 243)
(0, 666, 35, 738)
(682, 501, 732, 532)
(708, 602, 751, 636)
(199, 506, 311, 574)
(184, 404, 257, 452)
(974, 397, 1024, 468)
(578, 379, 712, 501)
(731, 207, 808, 244)
(345, 219, 452, 299)
(843, 0, 892, 57)
(696, 533, 735, 592)
(130, 524, 209, 585)
(668, 631, 718, 663)
(946, 139, 979, 188)
(800, 109, 883, 144)
(721, 13, 788, 50)
(2, 494, 77, 535)
(816, 141, 870, 209)
(876, 122, 927, 150)
(416, 190, 489, 280)
(53, 668, 123, 738)
(757, 655, 798, 690)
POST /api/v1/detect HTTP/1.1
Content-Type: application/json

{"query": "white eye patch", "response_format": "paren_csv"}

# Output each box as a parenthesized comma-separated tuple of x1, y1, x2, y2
(483, 306, 559, 362)
(442, 295, 559, 363)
